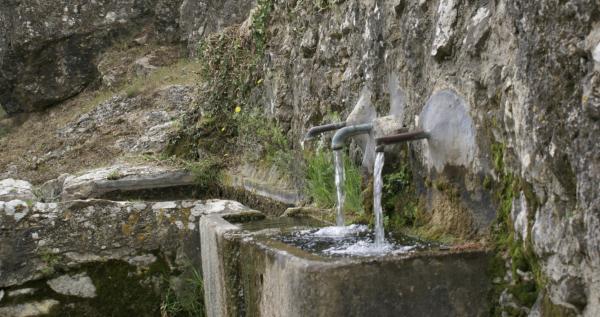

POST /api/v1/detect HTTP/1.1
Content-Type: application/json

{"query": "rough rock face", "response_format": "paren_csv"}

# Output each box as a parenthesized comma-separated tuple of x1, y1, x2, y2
(0, 196, 251, 287)
(0, 179, 34, 201)
(59, 164, 195, 201)
(0, 0, 151, 113)
(0, 191, 254, 314)
(57, 85, 193, 157)
(179, 0, 258, 55)
(0, 0, 255, 113)
(250, 0, 598, 315)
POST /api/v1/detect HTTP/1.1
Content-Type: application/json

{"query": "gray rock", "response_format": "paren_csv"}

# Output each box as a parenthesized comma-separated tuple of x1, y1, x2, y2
(420, 90, 477, 172)
(300, 30, 318, 58)
(61, 164, 195, 201)
(2, 200, 30, 222)
(179, 0, 257, 55)
(431, 0, 458, 58)
(0, 299, 59, 317)
(511, 191, 529, 242)
(463, 6, 491, 55)
(0, 0, 147, 113)
(0, 198, 253, 288)
(7, 288, 36, 297)
(47, 273, 96, 298)
(133, 56, 159, 78)
(153, 0, 185, 43)
(558, 276, 587, 309)
(38, 174, 68, 203)
(52, 84, 193, 159)
(0, 179, 34, 202)
(0, 0, 195, 114)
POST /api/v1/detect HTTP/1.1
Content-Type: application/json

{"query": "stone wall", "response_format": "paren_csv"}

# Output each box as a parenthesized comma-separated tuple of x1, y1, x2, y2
(251, 0, 599, 315)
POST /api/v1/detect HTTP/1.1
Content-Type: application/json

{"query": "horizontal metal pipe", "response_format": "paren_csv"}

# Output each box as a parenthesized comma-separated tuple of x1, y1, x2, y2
(304, 122, 347, 140)
(375, 130, 429, 147)
(331, 123, 373, 150)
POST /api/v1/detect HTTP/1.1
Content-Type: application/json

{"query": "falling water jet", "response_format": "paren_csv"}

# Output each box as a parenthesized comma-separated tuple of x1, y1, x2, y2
(331, 123, 373, 226)
(333, 150, 346, 227)
(373, 150, 385, 246)
(373, 131, 430, 247)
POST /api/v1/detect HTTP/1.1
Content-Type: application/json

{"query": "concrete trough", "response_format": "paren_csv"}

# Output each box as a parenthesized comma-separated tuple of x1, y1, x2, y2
(200, 212, 492, 317)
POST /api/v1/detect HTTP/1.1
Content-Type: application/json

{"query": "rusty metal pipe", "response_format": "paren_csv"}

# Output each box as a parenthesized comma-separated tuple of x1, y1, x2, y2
(375, 130, 429, 152)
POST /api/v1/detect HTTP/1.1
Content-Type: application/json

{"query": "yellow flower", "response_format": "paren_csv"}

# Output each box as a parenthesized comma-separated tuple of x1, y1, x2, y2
(234, 106, 242, 113)
(256, 79, 263, 85)
(221, 127, 225, 132)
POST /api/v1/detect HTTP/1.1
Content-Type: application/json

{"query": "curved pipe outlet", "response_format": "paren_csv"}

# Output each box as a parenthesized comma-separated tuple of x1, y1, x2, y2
(375, 130, 430, 152)
(304, 122, 347, 141)
(331, 123, 374, 151)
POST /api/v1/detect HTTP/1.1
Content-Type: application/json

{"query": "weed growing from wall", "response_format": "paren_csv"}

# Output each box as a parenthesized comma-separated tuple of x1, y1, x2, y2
(305, 149, 364, 217)
(185, 155, 223, 191)
(161, 268, 205, 317)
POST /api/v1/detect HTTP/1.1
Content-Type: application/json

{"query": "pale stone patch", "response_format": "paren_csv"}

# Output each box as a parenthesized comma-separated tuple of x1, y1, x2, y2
(47, 273, 96, 298)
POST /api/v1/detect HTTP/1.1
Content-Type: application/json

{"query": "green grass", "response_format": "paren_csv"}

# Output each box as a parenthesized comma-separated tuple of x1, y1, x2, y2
(160, 268, 205, 317)
(185, 156, 223, 190)
(0, 106, 8, 138)
(235, 109, 294, 175)
(305, 150, 364, 216)
(106, 170, 123, 180)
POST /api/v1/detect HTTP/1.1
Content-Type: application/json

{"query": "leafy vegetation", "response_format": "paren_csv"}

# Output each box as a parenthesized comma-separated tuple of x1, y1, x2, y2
(106, 170, 123, 180)
(0, 106, 8, 138)
(185, 155, 223, 190)
(382, 162, 419, 228)
(251, 0, 274, 52)
(170, 0, 295, 182)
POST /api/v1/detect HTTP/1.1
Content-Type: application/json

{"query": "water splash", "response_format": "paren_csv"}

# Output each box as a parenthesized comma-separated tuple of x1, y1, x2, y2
(373, 151, 385, 246)
(333, 150, 346, 226)
(323, 241, 413, 257)
(313, 224, 368, 238)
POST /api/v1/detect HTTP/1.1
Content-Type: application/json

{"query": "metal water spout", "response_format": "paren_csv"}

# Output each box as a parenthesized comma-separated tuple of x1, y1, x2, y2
(331, 123, 374, 151)
(303, 122, 347, 141)
(375, 129, 430, 152)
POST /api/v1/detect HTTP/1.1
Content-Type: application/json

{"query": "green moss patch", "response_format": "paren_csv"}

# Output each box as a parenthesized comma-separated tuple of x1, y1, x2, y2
(488, 142, 544, 316)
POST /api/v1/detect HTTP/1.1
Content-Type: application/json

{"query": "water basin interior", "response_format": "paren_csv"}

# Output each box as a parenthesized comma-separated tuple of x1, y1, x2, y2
(274, 225, 445, 257)
(231, 216, 446, 258)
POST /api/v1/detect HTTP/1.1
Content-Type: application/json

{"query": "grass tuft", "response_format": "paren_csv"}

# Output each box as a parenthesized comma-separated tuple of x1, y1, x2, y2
(160, 268, 205, 317)
(305, 149, 364, 217)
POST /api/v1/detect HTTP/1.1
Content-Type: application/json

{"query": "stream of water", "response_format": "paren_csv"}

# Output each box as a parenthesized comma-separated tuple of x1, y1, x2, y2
(373, 151, 385, 246)
(333, 150, 346, 227)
